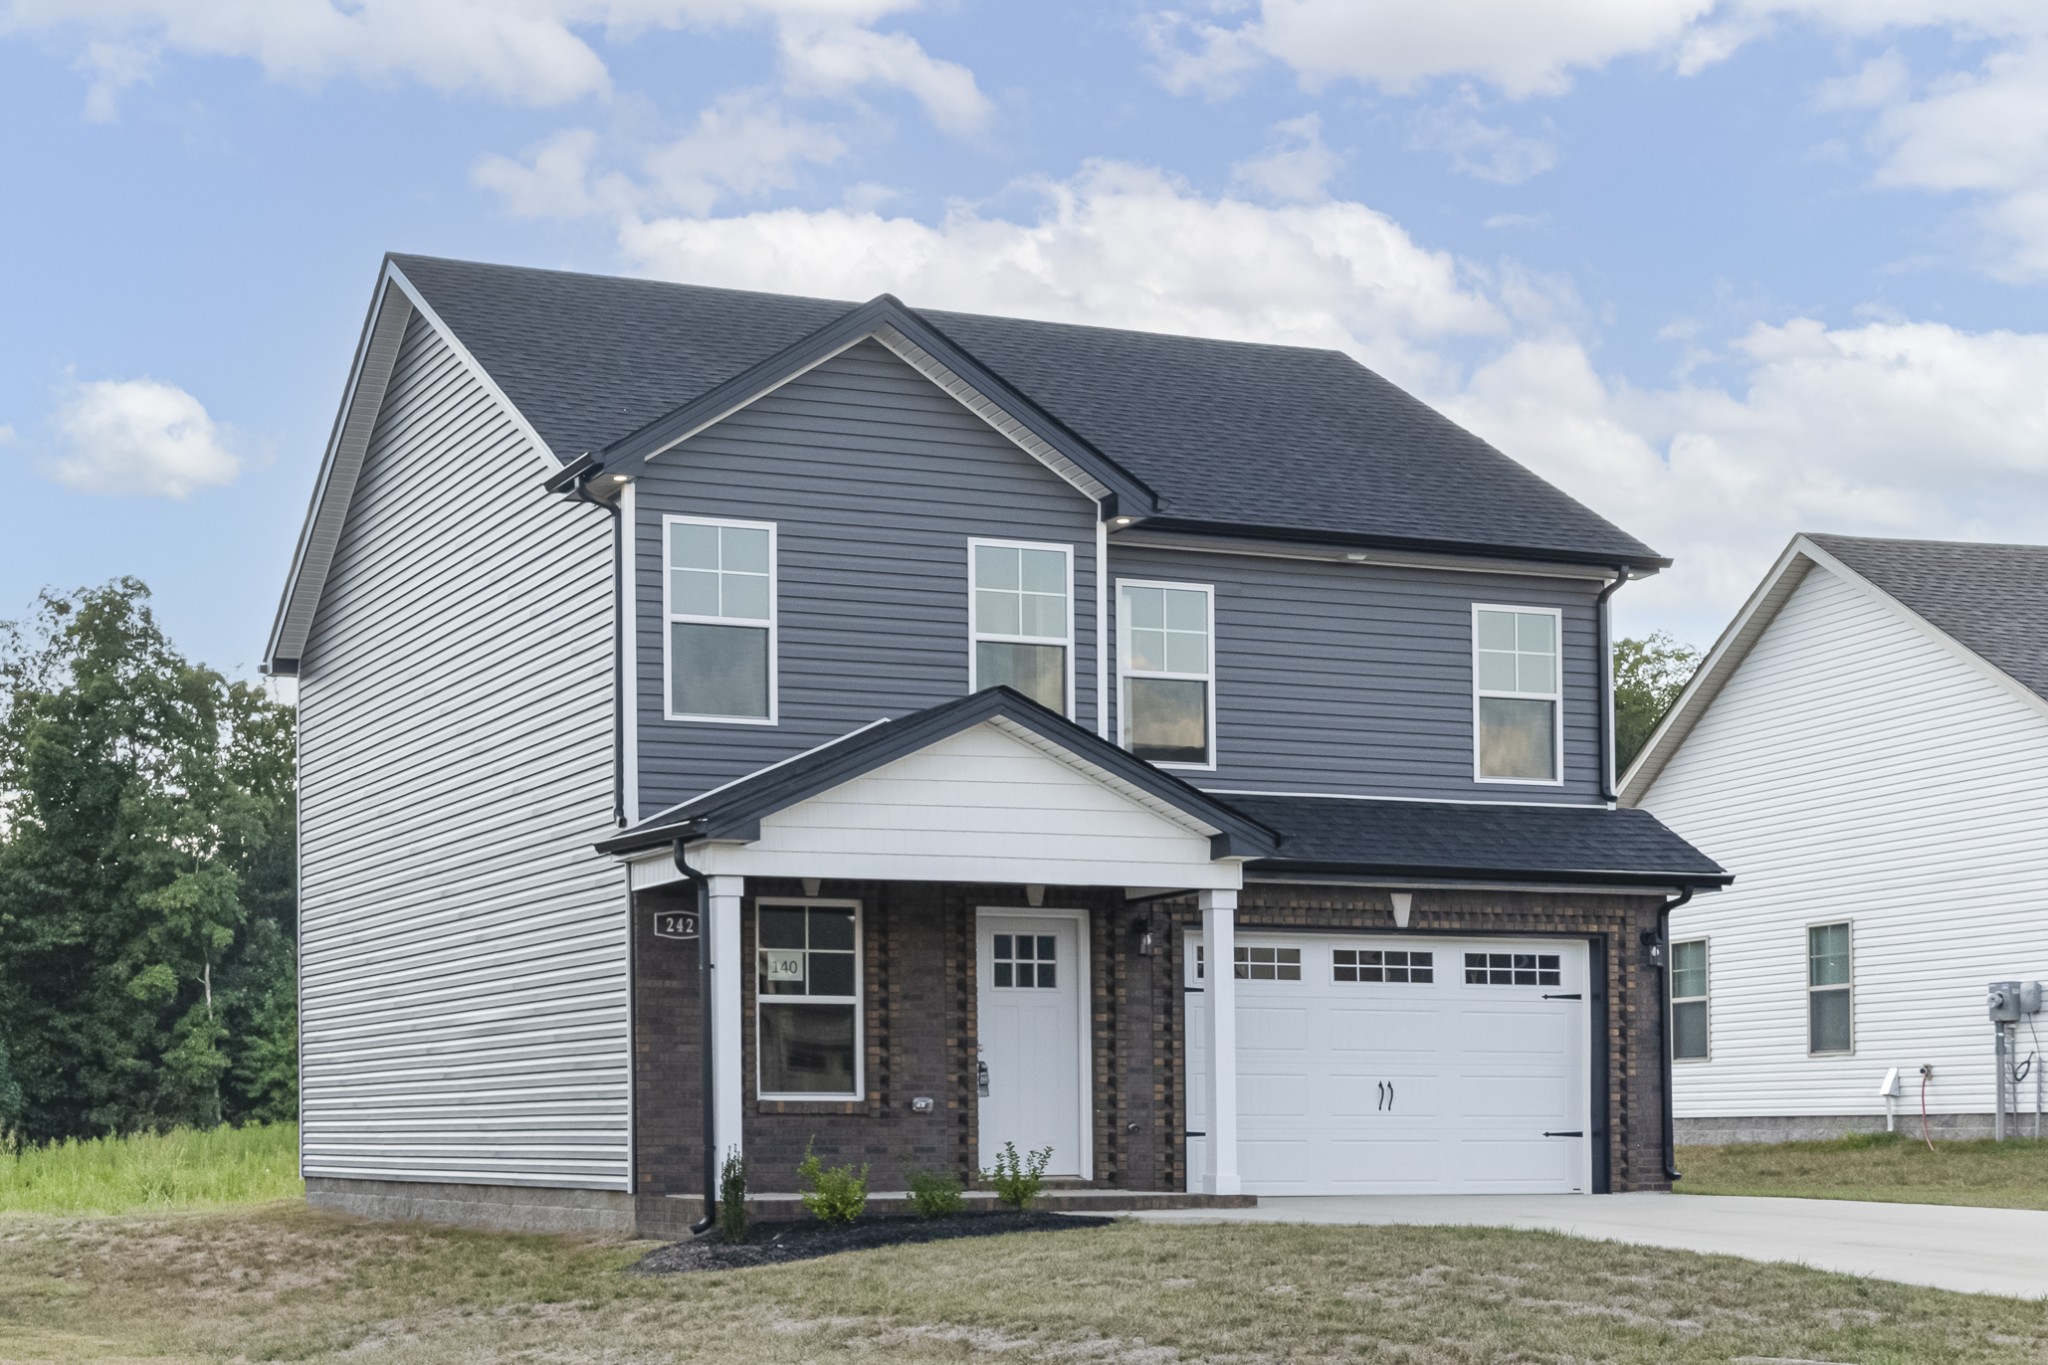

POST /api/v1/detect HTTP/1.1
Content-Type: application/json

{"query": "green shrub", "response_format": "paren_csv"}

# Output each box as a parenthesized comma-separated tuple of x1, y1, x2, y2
(907, 1169, 965, 1219)
(717, 1147, 749, 1243)
(796, 1138, 868, 1225)
(980, 1141, 1053, 1211)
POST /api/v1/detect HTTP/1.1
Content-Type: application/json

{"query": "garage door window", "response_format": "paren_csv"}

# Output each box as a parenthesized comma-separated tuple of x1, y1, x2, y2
(1334, 949, 1434, 983)
(1235, 945, 1301, 980)
(1465, 951, 1561, 986)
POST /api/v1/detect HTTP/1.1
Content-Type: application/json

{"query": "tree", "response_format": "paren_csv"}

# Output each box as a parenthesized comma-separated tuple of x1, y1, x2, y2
(1613, 632, 1701, 775)
(0, 579, 296, 1140)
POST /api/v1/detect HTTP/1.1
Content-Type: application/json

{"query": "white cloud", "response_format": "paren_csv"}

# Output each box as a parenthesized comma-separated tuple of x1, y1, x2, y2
(32, 377, 242, 498)
(1409, 97, 1558, 183)
(778, 21, 990, 133)
(1229, 114, 1341, 202)
(473, 128, 614, 219)
(0, 423, 14, 444)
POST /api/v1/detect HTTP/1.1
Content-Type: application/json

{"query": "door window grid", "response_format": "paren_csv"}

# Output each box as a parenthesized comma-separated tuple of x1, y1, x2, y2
(1334, 949, 1435, 983)
(1671, 938, 1709, 1061)
(1234, 945, 1301, 981)
(993, 933, 1058, 989)
(1465, 952, 1561, 986)
(1808, 922, 1853, 1055)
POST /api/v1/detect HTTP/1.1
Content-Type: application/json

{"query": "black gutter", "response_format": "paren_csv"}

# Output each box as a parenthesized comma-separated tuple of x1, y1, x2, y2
(1596, 567, 1630, 803)
(562, 463, 627, 827)
(1127, 516, 1672, 574)
(1244, 861, 1732, 890)
(673, 840, 718, 1235)
(1650, 886, 1695, 1184)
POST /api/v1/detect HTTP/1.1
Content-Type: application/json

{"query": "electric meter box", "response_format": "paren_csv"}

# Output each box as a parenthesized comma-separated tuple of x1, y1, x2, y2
(1989, 981, 2025, 1023)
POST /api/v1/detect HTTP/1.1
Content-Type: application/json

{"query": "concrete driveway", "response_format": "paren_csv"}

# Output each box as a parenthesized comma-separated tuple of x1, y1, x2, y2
(1128, 1193, 2048, 1299)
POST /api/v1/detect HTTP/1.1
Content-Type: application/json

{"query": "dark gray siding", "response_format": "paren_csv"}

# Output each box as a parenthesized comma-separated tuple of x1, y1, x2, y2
(1107, 545, 1606, 802)
(635, 339, 1100, 812)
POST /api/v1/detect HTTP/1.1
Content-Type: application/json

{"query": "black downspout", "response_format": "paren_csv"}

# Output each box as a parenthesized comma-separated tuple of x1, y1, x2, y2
(673, 840, 717, 1235)
(1649, 885, 1695, 1184)
(1596, 567, 1630, 804)
(573, 476, 627, 827)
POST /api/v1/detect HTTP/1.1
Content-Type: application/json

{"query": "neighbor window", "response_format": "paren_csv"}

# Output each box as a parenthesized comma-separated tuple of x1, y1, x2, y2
(970, 540, 1071, 714)
(1808, 922, 1853, 1055)
(1119, 581, 1214, 766)
(666, 517, 774, 721)
(1671, 939, 1709, 1061)
(1473, 606, 1561, 782)
(756, 901, 861, 1098)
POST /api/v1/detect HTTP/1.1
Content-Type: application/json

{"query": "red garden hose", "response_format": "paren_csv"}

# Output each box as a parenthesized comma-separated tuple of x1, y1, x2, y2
(1920, 1072, 1935, 1153)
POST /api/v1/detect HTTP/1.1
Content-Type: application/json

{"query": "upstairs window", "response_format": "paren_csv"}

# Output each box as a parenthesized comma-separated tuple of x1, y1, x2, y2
(666, 516, 775, 722)
(1473, 605, 1561, 782)
(1671, 939, 1710, 1061)
(970, 540, 1071, 715)
(1119, 581, 1214, 767)
(1808, 922, 1853, 1055)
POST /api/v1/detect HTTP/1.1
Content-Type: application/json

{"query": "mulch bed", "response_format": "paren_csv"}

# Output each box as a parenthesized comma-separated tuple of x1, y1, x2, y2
(634, 1210, 1114, 1273)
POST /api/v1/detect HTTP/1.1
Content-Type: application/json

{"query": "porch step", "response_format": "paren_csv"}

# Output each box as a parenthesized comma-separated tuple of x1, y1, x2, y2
(636, 1189, 1254, 1238)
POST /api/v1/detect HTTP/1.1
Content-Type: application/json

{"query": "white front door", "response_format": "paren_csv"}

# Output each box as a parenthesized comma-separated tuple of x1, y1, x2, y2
(977, 912, 1087, 1178)
(1188, 934, 1592, 1195)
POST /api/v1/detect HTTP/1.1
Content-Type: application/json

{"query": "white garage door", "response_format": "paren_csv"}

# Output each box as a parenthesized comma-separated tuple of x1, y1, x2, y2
(1187, 934, 1593, 1195)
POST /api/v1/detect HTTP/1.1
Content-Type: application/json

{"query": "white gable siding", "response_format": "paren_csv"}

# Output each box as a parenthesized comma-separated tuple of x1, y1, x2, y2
(297, 314, 628, 1189)
(685, 723, 1239, 889)
(1644, 564, 2048, 1120)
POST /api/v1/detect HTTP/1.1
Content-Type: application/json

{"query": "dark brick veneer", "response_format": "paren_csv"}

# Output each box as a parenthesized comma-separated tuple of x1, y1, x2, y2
(632, 879, 1672, 1197)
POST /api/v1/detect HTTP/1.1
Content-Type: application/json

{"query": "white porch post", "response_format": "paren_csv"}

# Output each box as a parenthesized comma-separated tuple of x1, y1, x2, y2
(708, 875, 746, 1168)
(1199, 887, 1241, 1196)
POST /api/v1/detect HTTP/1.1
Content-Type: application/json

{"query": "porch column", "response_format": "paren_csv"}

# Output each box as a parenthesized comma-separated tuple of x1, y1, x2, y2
(1199, 887, 1241, 1196)
(708, 875, 746, 1168)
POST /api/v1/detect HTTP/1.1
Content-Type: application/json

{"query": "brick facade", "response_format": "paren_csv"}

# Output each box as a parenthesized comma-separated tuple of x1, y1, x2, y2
(633, 878, 1672, 1197)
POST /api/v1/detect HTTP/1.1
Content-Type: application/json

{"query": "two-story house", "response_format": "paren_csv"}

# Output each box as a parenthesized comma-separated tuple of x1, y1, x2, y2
(263, 255, 1726, 1236)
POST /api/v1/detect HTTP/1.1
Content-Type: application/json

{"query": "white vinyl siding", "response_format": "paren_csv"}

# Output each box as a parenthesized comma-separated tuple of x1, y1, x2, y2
(1118, 579, 1215, 769)
(1473, 604, 1563, 784)
(1645, 563, 2048, 1120)
(969, 538, 1074, 717)
(296, 314, 627, 1189)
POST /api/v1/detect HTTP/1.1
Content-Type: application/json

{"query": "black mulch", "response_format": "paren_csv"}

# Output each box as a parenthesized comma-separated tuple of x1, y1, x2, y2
(633, 1210, 1114, 1273)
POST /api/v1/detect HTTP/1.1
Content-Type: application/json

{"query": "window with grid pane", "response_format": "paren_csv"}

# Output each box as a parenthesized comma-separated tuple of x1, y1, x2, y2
(992, 932, 1058, 989)
(1808, 923, 1852, 1054)
(1119, 581, 1213, 766)
(1234, 945, 1301, 981)
(1464, 952, 1561, 986)
(1473, 606, 1560, 782)
(971, 540, 1070, 714)
(1334, 949, 1434, 983)
(1671, 939, 1709, 1061)
(757, 903, 859, 1098)
(667, 517, 774, 720)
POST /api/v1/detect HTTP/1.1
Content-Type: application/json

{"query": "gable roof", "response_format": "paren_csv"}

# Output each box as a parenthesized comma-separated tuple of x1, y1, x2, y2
(386, 253, 1665, 570)
(1620, 532, 2048, 804)
(595, 686, 1281, 859)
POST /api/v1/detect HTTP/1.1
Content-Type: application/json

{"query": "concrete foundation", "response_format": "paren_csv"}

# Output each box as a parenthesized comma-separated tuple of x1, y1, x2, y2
(306, 1177, 637, 1236)
(1676, 1112, 2038, 1144)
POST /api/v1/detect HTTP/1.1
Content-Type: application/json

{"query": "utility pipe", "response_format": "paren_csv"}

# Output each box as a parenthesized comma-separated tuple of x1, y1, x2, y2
(1596, 567, 1630, 804)
(1651, 885, 1694, 1184)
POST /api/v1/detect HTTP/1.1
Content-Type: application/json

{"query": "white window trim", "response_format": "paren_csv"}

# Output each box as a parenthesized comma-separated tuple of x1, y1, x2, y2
(1670, 936, 1710, 1064)
(754, 896, 864, 1103)
(1806, 918, 1854, 1057)
(1471, 602, 1565, 787)
(662, 513, 779, 726)
(967, 536, 1076, 721)
(1115, 577, 1217, 771)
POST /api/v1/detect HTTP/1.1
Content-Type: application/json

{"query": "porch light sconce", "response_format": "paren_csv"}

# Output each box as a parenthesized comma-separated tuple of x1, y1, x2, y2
(803, 878, 822, 897)
(1132, 914, 1154, 956)
(1389, 891, 1413, 929)
(1640, 928, 1664, 965)
(1026, 883, 1046, 907)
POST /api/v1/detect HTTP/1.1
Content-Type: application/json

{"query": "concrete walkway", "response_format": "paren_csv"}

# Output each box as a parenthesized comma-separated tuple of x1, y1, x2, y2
(1127, 1193, 2048, 1299)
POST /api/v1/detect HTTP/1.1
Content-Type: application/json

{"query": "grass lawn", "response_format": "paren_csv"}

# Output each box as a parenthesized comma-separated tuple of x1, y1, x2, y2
(0, 1124, 301, 1215)
(1679, 1132, 2048, 1211)
(4, 1203, 2047, 1363)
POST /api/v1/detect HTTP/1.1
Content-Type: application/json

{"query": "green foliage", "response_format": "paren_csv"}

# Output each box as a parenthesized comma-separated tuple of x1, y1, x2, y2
(796, 1138, 868, 1224)
(718, 1147, 749, 1243)
(0, 1121, 301, 1213)
(1613, 632, 1701, 773)
(907, 1169, 965, 1219)
(0, 579, 298, 1142)
(979, 1141, 1053, 1210)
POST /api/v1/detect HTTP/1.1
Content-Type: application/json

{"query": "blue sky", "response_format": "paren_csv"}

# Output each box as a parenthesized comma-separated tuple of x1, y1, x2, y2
(2, 1, 2045, 682)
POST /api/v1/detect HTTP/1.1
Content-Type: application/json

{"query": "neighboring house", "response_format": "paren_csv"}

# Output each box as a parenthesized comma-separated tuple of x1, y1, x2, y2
(1624, 534, 2048, 1143)
(264, 254, 1726, 1236)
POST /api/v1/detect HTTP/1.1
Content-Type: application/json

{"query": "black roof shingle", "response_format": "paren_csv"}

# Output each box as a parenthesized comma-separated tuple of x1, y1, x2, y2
(390, 253, 1664, 568)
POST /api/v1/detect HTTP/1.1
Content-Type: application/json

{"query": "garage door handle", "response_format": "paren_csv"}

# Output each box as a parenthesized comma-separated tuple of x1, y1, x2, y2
(1543, 1130, 1584, 1138)
(1543, 993, 1581, 1000)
